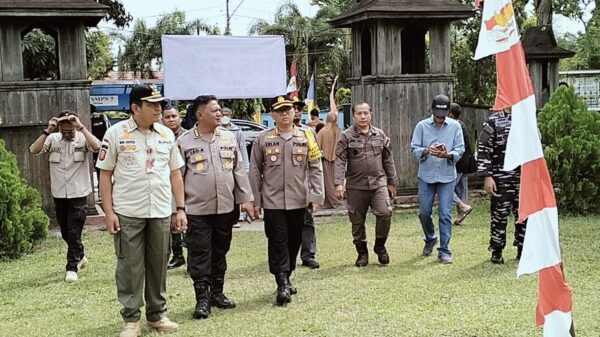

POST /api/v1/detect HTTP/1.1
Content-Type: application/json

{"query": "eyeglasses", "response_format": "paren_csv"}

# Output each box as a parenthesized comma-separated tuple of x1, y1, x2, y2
(273, 110, 291, 115)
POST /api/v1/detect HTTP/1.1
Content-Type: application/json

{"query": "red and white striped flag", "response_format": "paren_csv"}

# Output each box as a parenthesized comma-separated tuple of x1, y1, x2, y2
(474, 1, 574, 336)
(286, 59, 298, 98)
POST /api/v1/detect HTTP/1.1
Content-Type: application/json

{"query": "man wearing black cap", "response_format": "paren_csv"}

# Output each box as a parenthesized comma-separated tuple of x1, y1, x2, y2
(292, 97, 321, 269)
(249, 95, 324, 306)
(410, 94, 465, 264)
(29, 110, 101, 283)
(97, 84, 187, 337)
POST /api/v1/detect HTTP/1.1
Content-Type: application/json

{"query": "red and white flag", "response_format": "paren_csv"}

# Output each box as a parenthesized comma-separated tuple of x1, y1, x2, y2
(475, 1, 574, 336)
(286, 59, 298, 98)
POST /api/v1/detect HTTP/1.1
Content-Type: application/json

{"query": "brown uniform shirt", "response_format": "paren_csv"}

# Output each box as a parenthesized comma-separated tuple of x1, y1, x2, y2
(177, 126, 253, 216)
(249, 126, 324, 210)
(40, 132, 96, 198)
(335, 125, 397, 190)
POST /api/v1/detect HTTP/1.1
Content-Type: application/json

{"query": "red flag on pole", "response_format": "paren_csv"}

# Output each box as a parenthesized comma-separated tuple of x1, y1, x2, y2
(474, 0, 574, 336)
(286, 59, 298, 98)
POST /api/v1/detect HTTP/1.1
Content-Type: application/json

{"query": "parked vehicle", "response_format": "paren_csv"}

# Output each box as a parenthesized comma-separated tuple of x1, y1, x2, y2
(231, 119, 267, 155)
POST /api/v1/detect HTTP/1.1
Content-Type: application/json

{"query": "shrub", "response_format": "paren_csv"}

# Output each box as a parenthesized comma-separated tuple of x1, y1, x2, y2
(538, 86, 600, 215)
(0, 139, 49, 259)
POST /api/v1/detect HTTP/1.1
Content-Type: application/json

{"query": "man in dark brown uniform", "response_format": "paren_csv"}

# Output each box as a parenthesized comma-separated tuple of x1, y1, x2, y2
(335, 102, 397, 267)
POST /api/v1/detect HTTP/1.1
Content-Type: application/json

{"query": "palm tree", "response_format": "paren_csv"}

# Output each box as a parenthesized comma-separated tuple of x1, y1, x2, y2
(248, 1, 350, 101)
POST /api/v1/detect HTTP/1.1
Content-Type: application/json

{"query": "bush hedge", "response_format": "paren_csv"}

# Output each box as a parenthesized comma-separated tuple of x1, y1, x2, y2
(538, 86, 600, 215)
(0, 139, 48, 259)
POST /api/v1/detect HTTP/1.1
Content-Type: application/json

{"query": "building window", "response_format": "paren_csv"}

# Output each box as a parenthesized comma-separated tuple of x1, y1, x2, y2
(21, 26, 59, 80)
(401, 26, 428, 74)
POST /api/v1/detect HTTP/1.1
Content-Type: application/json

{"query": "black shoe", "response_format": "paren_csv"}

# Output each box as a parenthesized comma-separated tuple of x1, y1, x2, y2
(211, 293, 236, 309)
(193, 282, 211, 319)
(491, 250, 504, 264)
(275, 273, 292, 306)
(287, 273, 297, 295)
(374, 238, 390, 265)
(210, 277, 236, 308)
(167, 255, 185, 269)
(422, 239, 438, 256)
(301, 259, 320, 269)
(354, 242, 369, 267)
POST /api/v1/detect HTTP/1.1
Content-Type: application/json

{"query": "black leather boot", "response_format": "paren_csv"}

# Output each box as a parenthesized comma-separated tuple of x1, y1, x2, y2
(355, 242, 369, 267)
(211, 277, 236, 309)
(167, 253, 185, 269)
(374, 238, 390, 265)
(275, 273, 291, 306)
(193, 281, 211, 319)
(287, 272, 297, 295)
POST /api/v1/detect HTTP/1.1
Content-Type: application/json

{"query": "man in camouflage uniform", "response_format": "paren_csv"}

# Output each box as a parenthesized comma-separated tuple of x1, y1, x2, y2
(477, 107, 527, 264)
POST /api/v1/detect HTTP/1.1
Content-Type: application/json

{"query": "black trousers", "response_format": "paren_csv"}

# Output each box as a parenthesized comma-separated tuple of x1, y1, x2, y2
(54, 197, 87, 272)
(263, 208, 306, 274)
(185, 210, 237, 283)
(301, 209, 317, 261)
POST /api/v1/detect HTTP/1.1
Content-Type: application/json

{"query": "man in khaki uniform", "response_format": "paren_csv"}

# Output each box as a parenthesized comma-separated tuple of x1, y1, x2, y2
(97, 84, 186, 337)
(162, 105, 188, 270)
(177, 95, 254, 319)
(335, 102, 397, 267)
(29, 110, 100, 283)
(249, 95, 324, 306)
(291, 97, 320, 269)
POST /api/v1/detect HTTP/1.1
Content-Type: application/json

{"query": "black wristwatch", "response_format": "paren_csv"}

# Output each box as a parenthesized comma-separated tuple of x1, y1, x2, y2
(42, 130, 50, 136)
(176, 206, 186, 211)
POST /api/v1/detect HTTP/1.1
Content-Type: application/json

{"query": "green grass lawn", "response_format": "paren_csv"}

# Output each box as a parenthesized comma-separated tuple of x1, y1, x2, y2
(1, 203, 598, 337)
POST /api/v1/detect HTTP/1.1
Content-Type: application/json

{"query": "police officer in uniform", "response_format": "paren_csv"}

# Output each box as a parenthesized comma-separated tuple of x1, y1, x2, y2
(162, 105, 188, 269)
(177, 95, 254, 319)
(291, 97, 320, 269)
(249, 95, 324, 306)
(29, 110, 101, 282)
(477, 107, 527, 264)
(335, 102, 397, 267)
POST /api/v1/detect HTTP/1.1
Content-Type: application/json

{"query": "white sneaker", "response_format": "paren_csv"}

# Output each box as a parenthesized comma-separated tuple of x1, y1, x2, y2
(77, 256, 88, 271)
(65, 271, 78, 282)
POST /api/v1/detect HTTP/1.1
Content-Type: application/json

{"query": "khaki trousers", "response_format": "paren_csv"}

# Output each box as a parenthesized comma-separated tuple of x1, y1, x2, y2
(114, 214, 171, 322)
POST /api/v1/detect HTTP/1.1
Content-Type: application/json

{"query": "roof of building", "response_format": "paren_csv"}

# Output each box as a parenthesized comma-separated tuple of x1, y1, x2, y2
(330, 0, 474, 27)
(0, 0, 107, 25)
(522, 25, 575, 60)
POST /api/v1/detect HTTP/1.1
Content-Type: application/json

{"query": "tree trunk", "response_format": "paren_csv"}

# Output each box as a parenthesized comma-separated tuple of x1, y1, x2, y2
(534, 0, 553, 26)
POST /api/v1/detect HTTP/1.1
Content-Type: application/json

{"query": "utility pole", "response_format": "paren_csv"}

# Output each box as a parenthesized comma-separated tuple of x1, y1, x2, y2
(225, 0, 231, 35)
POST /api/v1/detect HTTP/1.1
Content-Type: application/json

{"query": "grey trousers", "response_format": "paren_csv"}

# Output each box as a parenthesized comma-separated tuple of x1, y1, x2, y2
(114, 214, 171, 322)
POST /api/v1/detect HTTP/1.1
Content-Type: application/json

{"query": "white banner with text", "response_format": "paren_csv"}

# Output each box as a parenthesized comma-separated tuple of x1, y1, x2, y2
(162, 35, 287, 100)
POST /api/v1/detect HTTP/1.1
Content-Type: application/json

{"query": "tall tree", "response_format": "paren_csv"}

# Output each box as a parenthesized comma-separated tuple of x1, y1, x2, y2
(248, 1, 350, 106)
(98, 0, 133, 28)
(86, 30, 114, 79)
(118, 11, 219, 78)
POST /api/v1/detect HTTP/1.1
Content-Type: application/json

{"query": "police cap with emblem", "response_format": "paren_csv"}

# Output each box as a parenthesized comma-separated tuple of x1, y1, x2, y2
(271, 95, 294, 111)
(431, 94, 450, 117)
(129, 84, 166, 105)
(291, 96, 305, 108)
